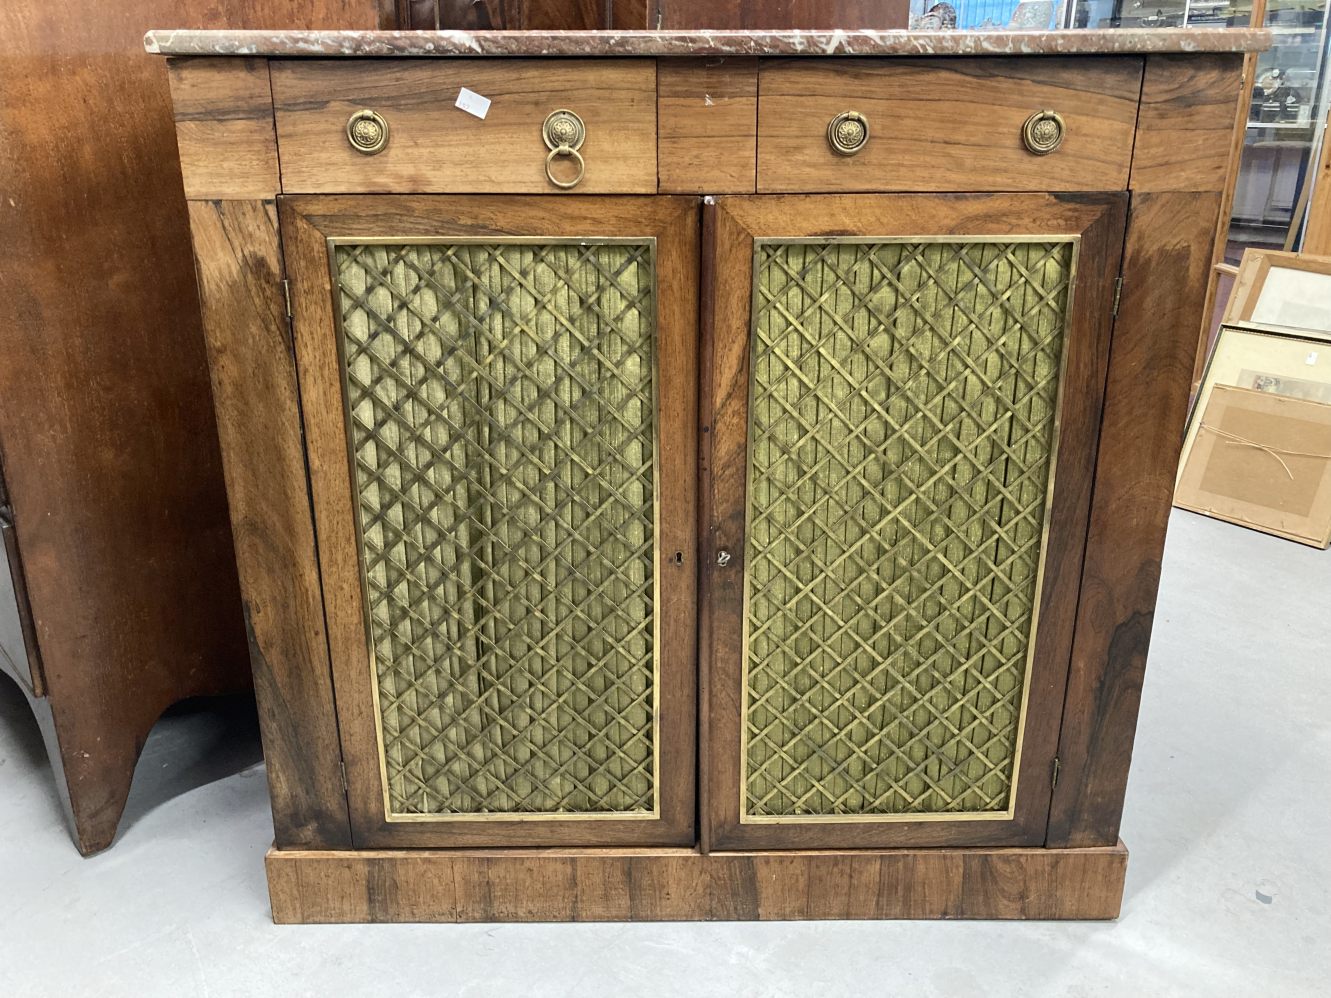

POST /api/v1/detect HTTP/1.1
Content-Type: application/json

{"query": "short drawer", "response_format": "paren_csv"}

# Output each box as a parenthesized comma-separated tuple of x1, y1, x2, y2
(271, 59, 657, 194)
(757, 57, 1143, 193)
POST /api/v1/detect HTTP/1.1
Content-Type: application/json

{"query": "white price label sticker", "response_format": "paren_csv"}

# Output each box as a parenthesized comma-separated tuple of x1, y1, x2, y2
(455, 87, 492, 120)
(1307, 351, 1319, 366)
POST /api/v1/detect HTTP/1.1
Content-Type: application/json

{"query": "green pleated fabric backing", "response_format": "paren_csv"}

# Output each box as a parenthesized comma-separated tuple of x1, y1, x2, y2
(335, 241, 657, 817)
(744, 239, 1074, 819)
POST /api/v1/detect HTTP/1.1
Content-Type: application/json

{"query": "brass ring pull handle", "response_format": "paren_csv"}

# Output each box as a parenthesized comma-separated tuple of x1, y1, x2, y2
(1022, 110, 1065, 155)
(542, 108, 587, 189)
(346, 109, 389, 155)
(827, 110, 869, 156)
(544, 146, 586, 189)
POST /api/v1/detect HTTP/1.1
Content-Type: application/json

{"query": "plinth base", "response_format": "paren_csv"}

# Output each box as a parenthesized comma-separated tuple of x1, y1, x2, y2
(266, 841, 1128, 923)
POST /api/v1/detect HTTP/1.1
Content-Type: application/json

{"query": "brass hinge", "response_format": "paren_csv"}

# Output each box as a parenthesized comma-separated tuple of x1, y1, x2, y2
(1112, 276, 1124, 318)
(1051, 756, 1061, 789)
(282, 278, 293, 320)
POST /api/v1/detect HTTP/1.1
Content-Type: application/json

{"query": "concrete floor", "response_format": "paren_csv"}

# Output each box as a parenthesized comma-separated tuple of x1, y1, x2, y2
(0, 509, 1327, 997)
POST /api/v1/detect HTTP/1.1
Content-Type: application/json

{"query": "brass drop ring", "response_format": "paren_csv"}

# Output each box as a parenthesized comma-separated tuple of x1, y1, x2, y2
(545, 145, 585, 189)
(345, 109, 389, 155)
(1022, 110, 1065, 155)
(827, 111, 869, 156)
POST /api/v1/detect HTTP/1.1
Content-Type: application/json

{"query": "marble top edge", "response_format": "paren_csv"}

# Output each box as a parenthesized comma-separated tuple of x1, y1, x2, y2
(144, 27, 1271, 58)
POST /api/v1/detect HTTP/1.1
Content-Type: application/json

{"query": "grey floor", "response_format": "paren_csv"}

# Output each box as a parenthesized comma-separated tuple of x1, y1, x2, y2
(1, 509, 1327, 997)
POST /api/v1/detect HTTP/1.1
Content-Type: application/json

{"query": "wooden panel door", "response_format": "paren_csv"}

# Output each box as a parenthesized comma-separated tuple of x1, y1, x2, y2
(281, 195, 698, 848)
(702, 193, 1127, 850)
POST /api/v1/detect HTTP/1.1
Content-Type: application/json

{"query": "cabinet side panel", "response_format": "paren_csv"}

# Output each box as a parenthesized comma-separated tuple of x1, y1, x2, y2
(187, 199, 352, 849)
(1047, 191, 1222, 848)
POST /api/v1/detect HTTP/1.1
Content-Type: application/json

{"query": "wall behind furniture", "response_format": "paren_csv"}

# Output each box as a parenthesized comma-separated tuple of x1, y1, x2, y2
(397, 1, 909, 28)
(0, 0, 388, 854)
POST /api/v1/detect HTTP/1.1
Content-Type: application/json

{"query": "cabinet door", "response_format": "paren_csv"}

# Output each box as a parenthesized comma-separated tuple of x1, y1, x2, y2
(282, 196, 698, 848)
(703, 194, 1127, 849)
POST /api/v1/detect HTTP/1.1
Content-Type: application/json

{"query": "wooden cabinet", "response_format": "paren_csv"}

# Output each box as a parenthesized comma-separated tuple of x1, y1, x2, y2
(154, 27, 1266, 922)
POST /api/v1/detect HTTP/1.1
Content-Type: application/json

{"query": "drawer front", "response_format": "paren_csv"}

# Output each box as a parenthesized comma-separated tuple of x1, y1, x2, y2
(271, 59, 657, 194)
(758, 58, 1143, 193)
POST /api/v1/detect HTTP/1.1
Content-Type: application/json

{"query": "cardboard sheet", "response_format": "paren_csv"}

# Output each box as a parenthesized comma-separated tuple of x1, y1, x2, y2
(1176, 385, 1331, 548)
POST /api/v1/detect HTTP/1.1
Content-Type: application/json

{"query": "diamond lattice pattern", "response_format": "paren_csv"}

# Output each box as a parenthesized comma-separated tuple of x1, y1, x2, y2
(745, 240, 1074, 818)
(336, 241, 657, 817)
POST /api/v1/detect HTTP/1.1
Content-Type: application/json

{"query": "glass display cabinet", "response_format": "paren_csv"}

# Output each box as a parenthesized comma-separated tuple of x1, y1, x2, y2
(1238, 1, 1330, 250)
(1073, 0, 1330, 253)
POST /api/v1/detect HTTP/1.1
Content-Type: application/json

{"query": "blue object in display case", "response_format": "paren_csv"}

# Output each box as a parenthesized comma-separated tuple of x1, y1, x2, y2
(908, 0, 1062, 29)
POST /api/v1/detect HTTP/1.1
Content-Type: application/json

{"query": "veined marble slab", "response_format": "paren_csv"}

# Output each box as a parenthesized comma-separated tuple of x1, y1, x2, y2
(144, 27, 1270, 59)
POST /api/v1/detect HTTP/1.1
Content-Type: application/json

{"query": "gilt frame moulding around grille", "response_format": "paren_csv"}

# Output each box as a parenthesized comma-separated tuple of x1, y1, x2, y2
(737, 233, 1082, 826)
(325, 234, 665, 824)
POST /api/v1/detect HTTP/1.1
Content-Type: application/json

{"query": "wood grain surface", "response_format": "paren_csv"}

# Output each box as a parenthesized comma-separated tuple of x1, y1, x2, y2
(271, 59, 657, 193)
(702, 193, 1126, 851)
(267, 841, 1128, 922)
(1130, 53, 1245, 194)
(0, 518, 43, 696)
(167, 57, 280, 199)
(187, 200, 353, 850)
(757, 58, 1143, 193)
(1047, 192, 1224, 849)
(405, 0, 904, 29)
(658, 59, 758, 193)
(280, 194, 699, 848)
(0, 0, 389, 854)
(399, 0, 628, 28)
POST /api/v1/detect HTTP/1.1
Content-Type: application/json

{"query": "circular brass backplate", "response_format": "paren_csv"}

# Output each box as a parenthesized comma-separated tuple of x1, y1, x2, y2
(827, 111, 870, 157)
(1022, 110, 1065, 156)
(346, 109, 389, 155)
(542, 109, 586, 152)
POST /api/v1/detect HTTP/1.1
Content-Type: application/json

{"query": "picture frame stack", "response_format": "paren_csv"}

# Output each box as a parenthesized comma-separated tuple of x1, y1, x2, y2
(1177, 249, 1331, 548)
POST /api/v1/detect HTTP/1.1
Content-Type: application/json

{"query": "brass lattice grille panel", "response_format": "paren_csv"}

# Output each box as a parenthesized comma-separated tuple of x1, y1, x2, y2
(744, 238, 1075, 820)
(335, 240, 657, 818)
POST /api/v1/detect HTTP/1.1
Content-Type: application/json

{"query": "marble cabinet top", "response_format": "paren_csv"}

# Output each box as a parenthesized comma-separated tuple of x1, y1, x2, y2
(144, 27, 1270, 59)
